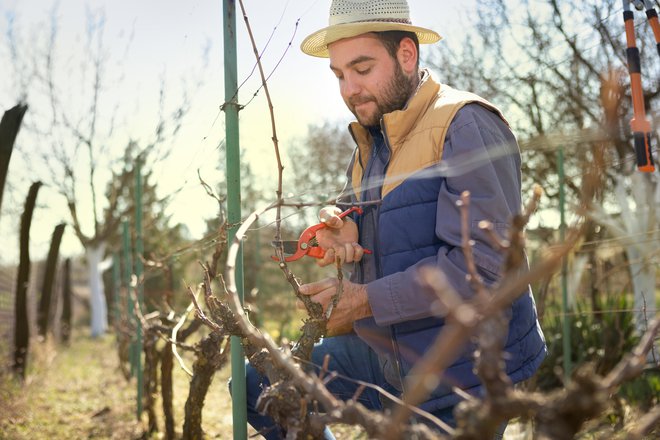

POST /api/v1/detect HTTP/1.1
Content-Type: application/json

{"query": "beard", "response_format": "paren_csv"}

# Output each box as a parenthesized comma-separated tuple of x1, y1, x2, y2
(349, 62, 417, 128)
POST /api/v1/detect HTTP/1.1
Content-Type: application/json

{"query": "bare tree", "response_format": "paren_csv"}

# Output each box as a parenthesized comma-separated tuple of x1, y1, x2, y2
(427, 0, 659, 340)
(13, 181, 42, 379)
(36, 222, 66, 339)
(60, 257, 72, 344)
(0, 104, 28, 215)
(3, 5, 192, 336)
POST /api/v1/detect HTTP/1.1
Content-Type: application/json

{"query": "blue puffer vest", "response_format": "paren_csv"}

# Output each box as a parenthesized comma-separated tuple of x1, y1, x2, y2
(345, 74, 547, 412)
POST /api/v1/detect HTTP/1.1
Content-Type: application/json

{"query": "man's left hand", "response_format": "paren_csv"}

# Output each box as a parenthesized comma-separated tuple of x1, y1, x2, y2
(298, 278, 372, 336)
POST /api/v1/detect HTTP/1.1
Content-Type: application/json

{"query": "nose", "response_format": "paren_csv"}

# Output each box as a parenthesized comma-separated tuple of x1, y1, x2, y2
(341, 73, 361, 99)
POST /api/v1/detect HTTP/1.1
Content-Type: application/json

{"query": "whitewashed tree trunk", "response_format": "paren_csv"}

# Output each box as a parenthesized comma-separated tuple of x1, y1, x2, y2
(626, 247, 657, 333)
(568, 254, 588, 310)
(590, 172, 658, 339)
(86, 243, 108, 337)
(618, 173, 658, 337)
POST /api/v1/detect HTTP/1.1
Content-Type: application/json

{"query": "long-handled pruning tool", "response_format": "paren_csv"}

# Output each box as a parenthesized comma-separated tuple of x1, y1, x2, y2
(622, 0, 659, 172)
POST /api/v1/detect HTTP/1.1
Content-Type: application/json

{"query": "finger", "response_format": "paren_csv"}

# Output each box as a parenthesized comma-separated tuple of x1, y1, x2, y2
(341, 242, 355, 263)
(332, 244, 347, 264)
(296, 299, 305, 310)
(324, 215, 344, 229)
(319, 206, 344, 228)
(317, 247, 335, 267)
(352, 242, 365, 262)
(310, 291, 333, 309)
(299, 277, 338, 296)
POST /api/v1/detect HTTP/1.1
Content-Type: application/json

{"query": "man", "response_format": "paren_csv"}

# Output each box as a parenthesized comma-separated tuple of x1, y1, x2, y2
(243, 0, 546, 438)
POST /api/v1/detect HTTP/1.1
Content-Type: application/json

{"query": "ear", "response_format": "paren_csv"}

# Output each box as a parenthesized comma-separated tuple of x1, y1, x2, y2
(397, 37, 418, 74)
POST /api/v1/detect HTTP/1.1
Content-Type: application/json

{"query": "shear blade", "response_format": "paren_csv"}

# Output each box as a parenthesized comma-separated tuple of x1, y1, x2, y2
(271, 240, 299, 255)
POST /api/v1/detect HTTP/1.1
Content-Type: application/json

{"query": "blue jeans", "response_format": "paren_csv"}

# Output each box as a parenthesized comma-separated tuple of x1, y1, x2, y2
(236, 334, 462, 440)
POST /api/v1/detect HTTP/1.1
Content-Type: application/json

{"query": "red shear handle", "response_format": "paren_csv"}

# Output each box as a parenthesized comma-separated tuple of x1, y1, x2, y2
(273, 206, 372, 262)
(336, 206, 363, 218)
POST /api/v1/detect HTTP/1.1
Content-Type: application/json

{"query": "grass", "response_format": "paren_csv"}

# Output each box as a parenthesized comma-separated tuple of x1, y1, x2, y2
(0, 327, 363, 439)
(1, 332, 142, 439)
(0, 327, 249, 439)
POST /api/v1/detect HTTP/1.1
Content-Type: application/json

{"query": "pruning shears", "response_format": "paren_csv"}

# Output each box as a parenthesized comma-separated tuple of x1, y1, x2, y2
(622, 0, 659, 172)
(271, 206, 372, 262)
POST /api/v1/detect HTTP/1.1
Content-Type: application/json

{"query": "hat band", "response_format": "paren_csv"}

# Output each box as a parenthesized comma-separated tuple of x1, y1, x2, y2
(330, 17, 412, 26)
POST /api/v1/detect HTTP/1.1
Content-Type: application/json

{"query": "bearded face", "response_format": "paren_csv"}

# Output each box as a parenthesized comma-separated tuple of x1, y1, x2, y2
(329, 33, 419, 128)
(347, 60, 416, 127)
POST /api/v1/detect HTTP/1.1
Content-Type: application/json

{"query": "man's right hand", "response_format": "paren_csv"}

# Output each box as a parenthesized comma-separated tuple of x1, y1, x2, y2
(315, 206, 366, 267)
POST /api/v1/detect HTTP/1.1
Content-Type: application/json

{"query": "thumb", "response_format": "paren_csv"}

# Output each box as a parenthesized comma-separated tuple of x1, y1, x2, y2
(325, 216, 344, 229)
(319, 206, 343, 229)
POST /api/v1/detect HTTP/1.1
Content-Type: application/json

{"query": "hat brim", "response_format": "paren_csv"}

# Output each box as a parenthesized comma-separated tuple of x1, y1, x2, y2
(300, 22, 441, 58)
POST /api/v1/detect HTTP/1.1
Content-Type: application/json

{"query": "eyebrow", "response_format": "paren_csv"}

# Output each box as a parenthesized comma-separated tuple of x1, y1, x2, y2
(329, 55, 376, 73)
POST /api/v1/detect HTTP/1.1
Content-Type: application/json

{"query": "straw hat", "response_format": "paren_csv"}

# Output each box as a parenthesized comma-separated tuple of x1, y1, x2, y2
(301, 0, 442, 58)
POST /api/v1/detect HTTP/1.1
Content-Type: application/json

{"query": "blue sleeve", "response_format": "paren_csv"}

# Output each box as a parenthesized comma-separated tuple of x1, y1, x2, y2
(366, 104, 523, 326)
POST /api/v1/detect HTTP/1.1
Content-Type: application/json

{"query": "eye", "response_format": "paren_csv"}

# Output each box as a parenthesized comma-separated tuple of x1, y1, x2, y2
(331, 69, 344, 81)
(356, 67, 371, 75)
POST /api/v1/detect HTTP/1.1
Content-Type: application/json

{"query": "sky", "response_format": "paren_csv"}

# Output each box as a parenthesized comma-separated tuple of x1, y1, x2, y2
(0, 0, 476, 263)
